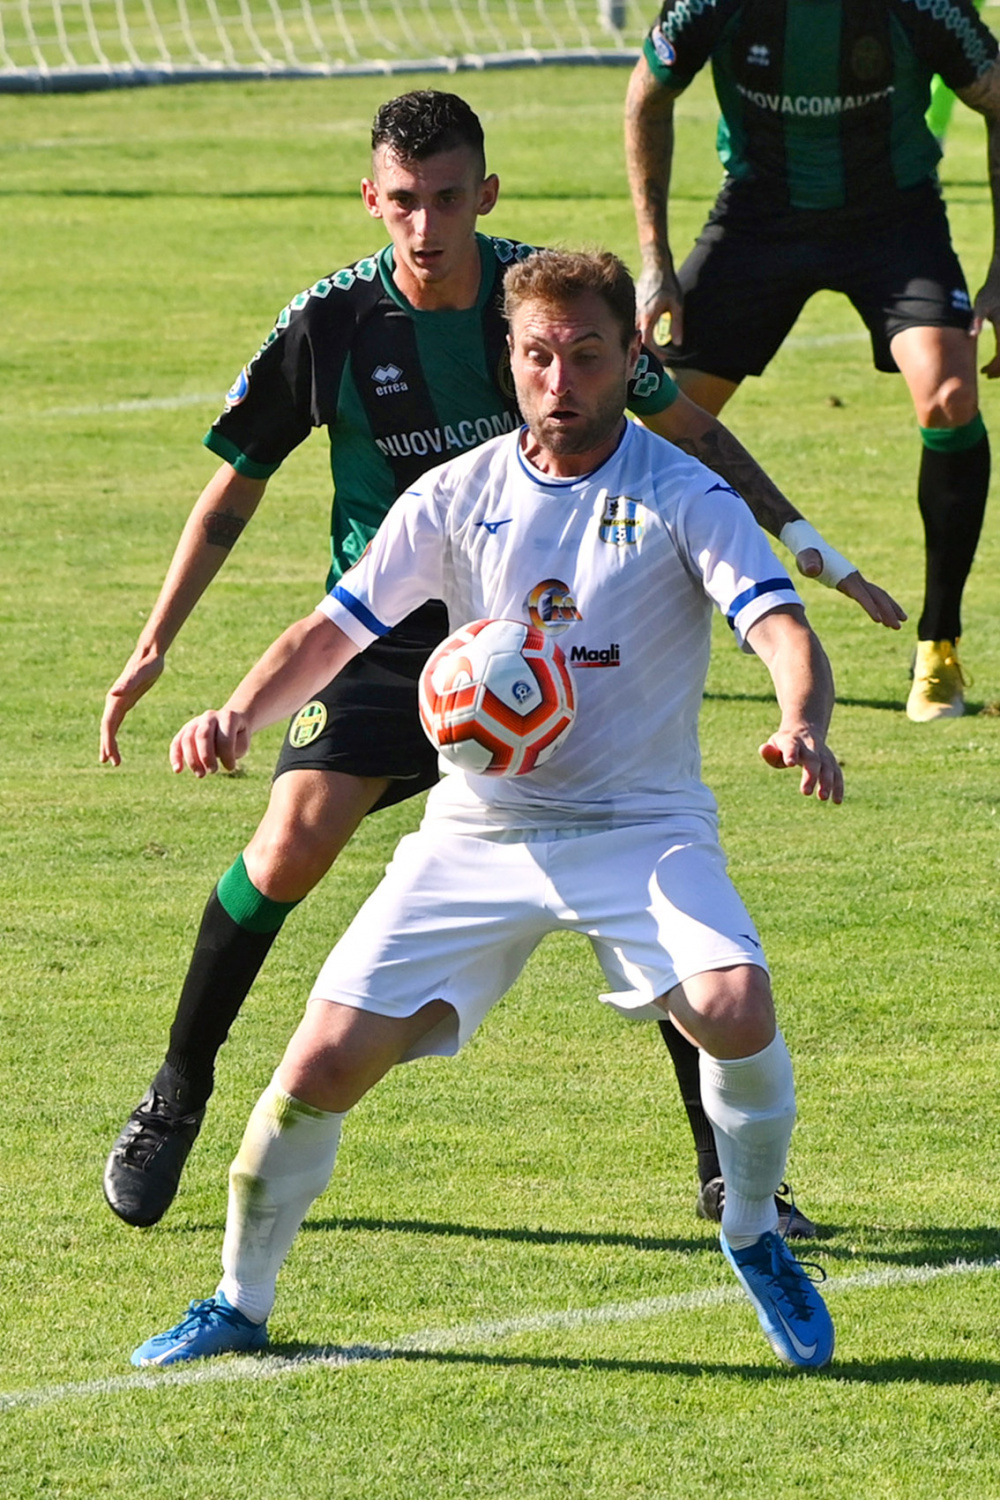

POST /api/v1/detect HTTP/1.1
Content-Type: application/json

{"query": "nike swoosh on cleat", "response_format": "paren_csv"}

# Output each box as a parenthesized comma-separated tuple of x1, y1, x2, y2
(148, 1341, 193, 1365)
(772, 1308, 818, 1361)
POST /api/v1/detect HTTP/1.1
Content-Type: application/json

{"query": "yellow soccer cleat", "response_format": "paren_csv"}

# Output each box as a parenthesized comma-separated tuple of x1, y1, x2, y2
(906, 639, 967, 722)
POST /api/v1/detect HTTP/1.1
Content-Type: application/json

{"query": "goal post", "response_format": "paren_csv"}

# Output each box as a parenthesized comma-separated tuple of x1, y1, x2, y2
(0, 0, 647, 92)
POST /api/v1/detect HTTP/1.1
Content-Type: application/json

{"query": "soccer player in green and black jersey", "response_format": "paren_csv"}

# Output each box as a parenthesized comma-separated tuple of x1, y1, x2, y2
(627, 0, 1000, 722)
(100, 90, 898, 1234)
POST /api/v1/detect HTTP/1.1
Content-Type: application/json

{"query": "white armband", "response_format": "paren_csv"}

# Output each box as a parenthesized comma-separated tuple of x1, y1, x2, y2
(779, 520, 856, 590)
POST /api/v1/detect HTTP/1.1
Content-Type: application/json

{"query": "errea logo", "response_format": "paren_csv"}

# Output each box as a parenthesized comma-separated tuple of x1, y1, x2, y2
(747, 43, 770, 66)
(372, 363, 409, 396)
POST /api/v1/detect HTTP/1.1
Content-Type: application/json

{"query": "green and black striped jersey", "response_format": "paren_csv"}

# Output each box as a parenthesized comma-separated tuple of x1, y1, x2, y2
(643, 0, 998, 211)
(207, 235, 678, 590)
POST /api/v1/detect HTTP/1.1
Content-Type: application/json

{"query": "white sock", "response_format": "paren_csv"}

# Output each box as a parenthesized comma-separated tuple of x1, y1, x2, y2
(218, 1076, 345, 1324)
(698, 1032, 796, 1248)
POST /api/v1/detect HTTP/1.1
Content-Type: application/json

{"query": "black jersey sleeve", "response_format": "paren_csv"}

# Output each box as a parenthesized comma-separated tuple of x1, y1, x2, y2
(642, 0, 741, 89)
(891, 0, 998, 90)
(205, 276, 356, 480)
(627, 346, 679, 416)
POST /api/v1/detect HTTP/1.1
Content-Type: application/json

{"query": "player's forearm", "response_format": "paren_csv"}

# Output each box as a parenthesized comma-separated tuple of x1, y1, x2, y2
(757, 611, 835, 739)
(225, 613, 359, 733)
(137, 466, 267, 658)
(625, 59, 677, 273)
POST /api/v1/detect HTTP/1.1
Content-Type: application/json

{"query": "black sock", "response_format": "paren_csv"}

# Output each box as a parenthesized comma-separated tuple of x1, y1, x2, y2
(657, 1019, 720, 1186)
(916, 429, 989, 641)
(158, 888, 281, 1111)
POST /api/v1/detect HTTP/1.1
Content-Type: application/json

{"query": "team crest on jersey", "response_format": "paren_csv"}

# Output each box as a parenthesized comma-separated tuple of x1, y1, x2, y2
(498, 345, 516, 401)
(524, 579, 582, 634)
(851, 36, 886, 84)
(651, 24, 676, 68)
(288, 701, 328, 748)
(599, 496, 644, 546)
(224, 366, 251, 410)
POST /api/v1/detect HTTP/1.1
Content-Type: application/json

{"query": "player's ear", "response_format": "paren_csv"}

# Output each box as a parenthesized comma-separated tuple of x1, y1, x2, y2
(478, 173, 500, 217)
(625, 328, 643, 376)
(361, 177, 382, 219)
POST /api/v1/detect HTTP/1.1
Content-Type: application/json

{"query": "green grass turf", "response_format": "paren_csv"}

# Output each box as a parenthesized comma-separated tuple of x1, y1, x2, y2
(3, 61, 1000, 1500)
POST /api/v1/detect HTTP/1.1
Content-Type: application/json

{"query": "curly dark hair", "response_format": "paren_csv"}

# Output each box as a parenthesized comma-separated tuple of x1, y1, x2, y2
(371, 91, 486, 175)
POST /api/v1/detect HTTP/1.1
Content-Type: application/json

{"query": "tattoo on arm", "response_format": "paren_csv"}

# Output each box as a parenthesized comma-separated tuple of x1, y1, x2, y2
(203, 508, 248, 550)
(680, 425, 798, 536)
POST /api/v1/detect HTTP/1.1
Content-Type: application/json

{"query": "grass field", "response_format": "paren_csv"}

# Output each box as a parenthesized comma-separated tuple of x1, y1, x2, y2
(3, 59, 1000, 1500)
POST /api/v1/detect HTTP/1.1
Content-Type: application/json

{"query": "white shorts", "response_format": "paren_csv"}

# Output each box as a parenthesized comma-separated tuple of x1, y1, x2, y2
(309, 817, 767, 1061)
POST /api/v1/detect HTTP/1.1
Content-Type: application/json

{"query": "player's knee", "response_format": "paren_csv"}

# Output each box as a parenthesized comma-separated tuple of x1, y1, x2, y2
(244, 820, 339, 903)
(680, 965, 776, 1057)
(918, 377, 978, 432)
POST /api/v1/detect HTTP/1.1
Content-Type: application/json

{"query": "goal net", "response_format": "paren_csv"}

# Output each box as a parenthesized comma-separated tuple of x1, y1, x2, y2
(0, 0, 646, 91)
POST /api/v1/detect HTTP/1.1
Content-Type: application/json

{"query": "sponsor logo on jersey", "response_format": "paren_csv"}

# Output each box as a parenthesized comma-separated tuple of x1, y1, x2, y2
(524, 579, 582, 634)
(951, 288, 972, 312)
(224, 366, 251, 410)
(371, 362, 409, 396)
(651, 23, 676, 68)
(375, 411, 517, 461)
(288, 700, 328, 748)
(736, 83, 894, 115)
(747, 43, 770, 67)
(569, 643, 620, 668)
(599, 495, 644, 546)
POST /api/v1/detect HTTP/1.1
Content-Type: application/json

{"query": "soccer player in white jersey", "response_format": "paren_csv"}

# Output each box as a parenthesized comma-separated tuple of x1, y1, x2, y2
(131, 250, 838, 1373)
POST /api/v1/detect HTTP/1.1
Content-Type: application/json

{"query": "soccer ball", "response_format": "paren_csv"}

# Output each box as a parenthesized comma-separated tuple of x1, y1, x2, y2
(418, 618, 576, 777)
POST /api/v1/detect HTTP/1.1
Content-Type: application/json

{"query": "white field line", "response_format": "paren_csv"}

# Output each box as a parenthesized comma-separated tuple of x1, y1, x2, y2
(1, 1256, 996, 1416)
(14, 331, 869, 424)
(26, 392, 222, 419)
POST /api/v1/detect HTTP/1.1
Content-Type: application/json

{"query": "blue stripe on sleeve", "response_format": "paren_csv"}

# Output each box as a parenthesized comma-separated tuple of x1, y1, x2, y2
(726, 578, 796, 629)
(329, 584, 391, 638)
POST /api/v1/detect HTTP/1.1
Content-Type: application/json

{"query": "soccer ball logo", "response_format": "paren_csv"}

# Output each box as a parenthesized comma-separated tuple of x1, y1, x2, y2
(419, 618, 576, 777)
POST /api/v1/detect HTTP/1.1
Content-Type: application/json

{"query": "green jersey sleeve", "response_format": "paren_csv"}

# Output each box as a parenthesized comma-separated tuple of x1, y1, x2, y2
(643, 0, 739, 89)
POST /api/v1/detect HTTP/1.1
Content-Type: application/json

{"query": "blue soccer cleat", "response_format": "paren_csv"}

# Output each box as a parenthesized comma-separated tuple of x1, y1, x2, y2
(131, 1292, 268, 1367)
(721, 1229, 834, 1370)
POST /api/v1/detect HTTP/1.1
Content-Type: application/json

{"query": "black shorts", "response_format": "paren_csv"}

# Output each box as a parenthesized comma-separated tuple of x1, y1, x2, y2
(669, 179, 973, 381)
(272, 600, 448, 815)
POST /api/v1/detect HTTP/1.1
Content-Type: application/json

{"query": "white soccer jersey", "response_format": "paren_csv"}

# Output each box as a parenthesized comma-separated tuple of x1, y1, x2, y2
(318, 420, 801, 833)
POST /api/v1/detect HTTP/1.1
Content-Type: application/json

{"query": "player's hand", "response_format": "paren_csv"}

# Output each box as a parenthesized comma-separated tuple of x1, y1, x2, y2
(759, 728, 843, 804)
(636, 263, 684, 351)
(972, 264, 1000, 378)
(100, 648, 166, 767)
(169, 708, 251, 778)
(835, 570, 907, 629)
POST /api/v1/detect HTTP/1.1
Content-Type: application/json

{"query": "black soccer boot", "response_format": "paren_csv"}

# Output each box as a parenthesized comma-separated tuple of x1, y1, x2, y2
(103, 1083, 206, 1227)
(695, 1177, 819, 1241)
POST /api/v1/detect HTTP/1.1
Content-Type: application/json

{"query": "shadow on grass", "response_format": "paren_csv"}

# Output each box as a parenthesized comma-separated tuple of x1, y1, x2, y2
(703, 689, 909, 713)
(261, 1340, 1000, 1387)
(172, 1215, 999, 1268)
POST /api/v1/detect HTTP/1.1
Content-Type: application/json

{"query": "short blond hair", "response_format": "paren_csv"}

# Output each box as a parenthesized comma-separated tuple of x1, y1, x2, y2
(503, 249, 637, 350)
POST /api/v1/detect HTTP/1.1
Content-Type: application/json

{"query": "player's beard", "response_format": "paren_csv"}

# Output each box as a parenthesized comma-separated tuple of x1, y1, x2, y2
(529, 379, 629, 459)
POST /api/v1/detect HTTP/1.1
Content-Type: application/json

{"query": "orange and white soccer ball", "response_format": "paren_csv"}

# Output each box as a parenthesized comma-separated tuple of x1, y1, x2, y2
(418, 618, 576, 777)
